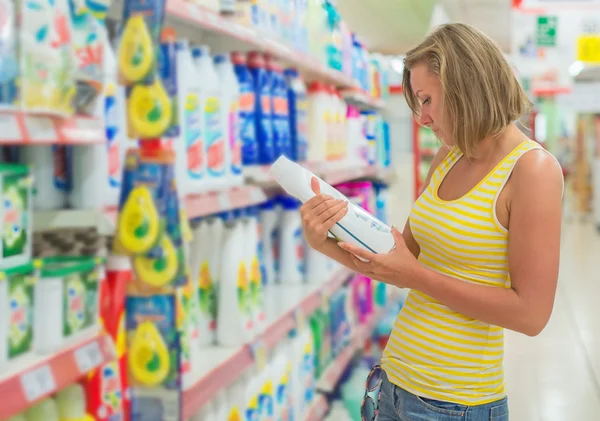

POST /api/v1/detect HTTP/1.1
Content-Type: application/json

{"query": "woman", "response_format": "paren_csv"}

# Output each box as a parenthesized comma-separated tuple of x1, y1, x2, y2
(300, 24, 563, 420)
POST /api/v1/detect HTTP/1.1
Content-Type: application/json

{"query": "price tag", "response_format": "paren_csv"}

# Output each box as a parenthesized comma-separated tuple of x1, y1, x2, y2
(21, 364, 56, 402)
(218, 192, 231, 210)
(0, 113, 21, 142)
(75, 340, 104, 374)
(23, 116, 57, 143)
(250, 339, 267, 371)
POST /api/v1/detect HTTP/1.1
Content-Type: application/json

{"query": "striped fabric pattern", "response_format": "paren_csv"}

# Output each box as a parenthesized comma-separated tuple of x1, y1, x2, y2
(382, 140, 541, 405)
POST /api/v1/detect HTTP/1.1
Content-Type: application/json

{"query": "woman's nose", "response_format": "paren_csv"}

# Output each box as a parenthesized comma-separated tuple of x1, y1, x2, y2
(419, 112, 432, 127)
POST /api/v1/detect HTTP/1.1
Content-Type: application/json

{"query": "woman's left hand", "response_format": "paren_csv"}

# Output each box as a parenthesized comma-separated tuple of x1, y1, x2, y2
(337, 226, 420, 288)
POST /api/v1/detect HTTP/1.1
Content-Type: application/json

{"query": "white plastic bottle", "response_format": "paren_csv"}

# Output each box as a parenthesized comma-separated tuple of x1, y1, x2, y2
(20, 146, 69, 210)
(269, 156, 395, 256)
(103, 33, 128, 207)
(192, 45, 226, 191)
(207, 214, 224, 342)
(271, 345, 291, 421)
(305, 246, 330, 285)
(335, 90, 348, 161)
(259, 199, 278, 287)
(190, 219, 214, 346)
(243, 207, 266, 335)
(217, 211, 254, 346)
(306, 81, 329, 163)
(174, 40, 206, 197)
(214, 54, 243, 187)
(278, 196, 304, 284)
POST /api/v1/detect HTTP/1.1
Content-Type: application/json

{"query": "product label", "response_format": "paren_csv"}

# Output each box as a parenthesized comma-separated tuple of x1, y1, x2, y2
(185, 93, 204, 179)
(100, 362, 124, 415)
(245, 402, 259, 421)
(239, 88, 256, 163)
(198, 260, 216, 331)
(205, 96, 225, 176)
(64, 269, 97, 337)
(250, 255, 264, 322)
(258, 385, 275, 421)
(275, 375, 289, 421)
(2, 173, 30, 259)
(7, 272, 34, 358)
(228, 407, 243, 421)
(105, 94, 122, 189)
(237, 261, 252, 330)
(296, 97, 308, 160)
(301, 341, 315, 407)
(229, 100, 242, 174)
(52, 145, 69, 191)
(294, 227, 304, 275)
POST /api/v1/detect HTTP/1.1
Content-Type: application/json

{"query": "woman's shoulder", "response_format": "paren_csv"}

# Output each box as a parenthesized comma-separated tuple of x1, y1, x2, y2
(512, 140, 564, 195)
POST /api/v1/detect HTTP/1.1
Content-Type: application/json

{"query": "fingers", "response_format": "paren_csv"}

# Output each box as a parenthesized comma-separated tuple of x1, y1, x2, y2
(338, 241, 378, 262)
(312, 197, 339, 216)
(311, 176, 321, 195)
(303, 193, 333, 211)
(321, 201, 348, 227)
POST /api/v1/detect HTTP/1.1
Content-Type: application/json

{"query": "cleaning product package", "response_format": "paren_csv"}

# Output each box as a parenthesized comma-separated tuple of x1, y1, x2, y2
(278, 196, 304, 284)
(0, 0, 18, 109)
(17, 0, 77, 115)
(20, 146, 70, 210)
(269, 156, 395, 256)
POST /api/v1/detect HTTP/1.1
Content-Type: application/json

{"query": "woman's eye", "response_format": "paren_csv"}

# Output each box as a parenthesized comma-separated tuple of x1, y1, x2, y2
(423, 98, 431, 105)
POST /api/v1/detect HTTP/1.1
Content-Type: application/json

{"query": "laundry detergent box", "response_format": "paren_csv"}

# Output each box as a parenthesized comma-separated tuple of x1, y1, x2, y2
(16, 0, 77, 115)
(0, 164, 33, 270)
(0, 262, 37, 374)
(126, 294, 181, 421)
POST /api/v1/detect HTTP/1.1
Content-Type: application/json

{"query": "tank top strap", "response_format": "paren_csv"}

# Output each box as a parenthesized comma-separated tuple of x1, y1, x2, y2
(430, 147, 462, 188)
(480, 139, 542, 191)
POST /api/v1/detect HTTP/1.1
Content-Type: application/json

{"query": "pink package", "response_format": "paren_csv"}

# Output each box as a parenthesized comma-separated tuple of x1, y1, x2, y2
(352, 274, 374, 323)
(336, 181, 374, 212)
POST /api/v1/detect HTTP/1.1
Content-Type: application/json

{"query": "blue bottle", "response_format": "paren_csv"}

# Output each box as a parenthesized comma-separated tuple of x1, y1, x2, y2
(232, 52, 258, 166)
(268, 59, 291, 159)
(248, 52, 275, 165)
(284, 68, 308, 162)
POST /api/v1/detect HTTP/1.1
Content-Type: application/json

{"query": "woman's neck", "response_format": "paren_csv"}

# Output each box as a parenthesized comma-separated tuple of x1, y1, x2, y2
(469, 123, 526, 163)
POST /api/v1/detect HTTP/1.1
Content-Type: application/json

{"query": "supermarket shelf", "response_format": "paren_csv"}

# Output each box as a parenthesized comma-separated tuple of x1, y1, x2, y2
(317, 307, 386, 393)
(342, 90, 386, 110)
(181, 267, 354, 419)
(245, 163, 390, 188)
(0, 333, 116, 419)
(0, 111, 105, 144)
(32, 185, 267, 234)
(303, 395, 330, 421)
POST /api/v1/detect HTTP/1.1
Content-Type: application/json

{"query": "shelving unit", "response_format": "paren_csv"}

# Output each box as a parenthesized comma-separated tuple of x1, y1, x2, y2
(181, 268, 354, 419)
(0, 112, 105, 145)
(0, 333, 117, 419)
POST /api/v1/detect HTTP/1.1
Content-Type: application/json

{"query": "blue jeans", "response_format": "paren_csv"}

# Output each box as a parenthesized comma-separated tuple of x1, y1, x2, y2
(377, 371, 509, 421)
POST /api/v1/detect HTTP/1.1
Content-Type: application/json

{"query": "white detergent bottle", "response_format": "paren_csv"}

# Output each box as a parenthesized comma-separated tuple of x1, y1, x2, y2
(271, 345, 291, 421)
(243, 207, 266, 334)
(191, 219, 215, 346)
(20, 146, 69, 210)
(206, 214, 224, 342)
(25, 398, 59, 421)
(217, 211, 254, 346)
(305, 246, 330, 285)
(269, 156, 395, 256)
(174, 40, 206, 196)
(103, 31, 127, 207)
(243, 369, 261, 421)
(55, 383, 92, 421)
(214, 54, 243, 187)
(259, 199, 278, 287)
(306, 81, 329, 163)
(278, 196, 304, 284)
(192, 45, 226, 192)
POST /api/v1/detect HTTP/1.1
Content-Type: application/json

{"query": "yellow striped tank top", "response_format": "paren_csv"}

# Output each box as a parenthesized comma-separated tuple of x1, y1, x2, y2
(382, 139, 542, 405)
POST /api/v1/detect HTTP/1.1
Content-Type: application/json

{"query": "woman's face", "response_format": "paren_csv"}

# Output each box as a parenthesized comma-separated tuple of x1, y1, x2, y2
(410, 62, 451, 145)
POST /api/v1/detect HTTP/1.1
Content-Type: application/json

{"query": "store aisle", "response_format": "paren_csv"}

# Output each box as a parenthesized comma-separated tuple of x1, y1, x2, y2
(505, 220, 600, 421)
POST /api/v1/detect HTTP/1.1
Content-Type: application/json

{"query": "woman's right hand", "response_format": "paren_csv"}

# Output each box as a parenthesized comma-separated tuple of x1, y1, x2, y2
(300, 177, 349, 251)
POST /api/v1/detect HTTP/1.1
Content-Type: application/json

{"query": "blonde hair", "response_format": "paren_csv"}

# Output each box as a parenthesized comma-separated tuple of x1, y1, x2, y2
(402, 23, 532, 158)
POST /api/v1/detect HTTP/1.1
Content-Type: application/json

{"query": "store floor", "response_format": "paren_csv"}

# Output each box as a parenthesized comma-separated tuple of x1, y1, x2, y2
(505, 219, 600, 421)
